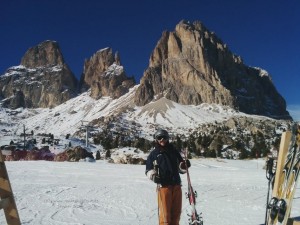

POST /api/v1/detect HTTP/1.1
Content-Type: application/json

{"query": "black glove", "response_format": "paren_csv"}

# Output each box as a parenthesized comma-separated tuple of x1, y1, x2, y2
(147, 169, 161, 184)
(152, 175, 161, 184)
(186, 159, 191, 168)
(179, 159, 191, 171)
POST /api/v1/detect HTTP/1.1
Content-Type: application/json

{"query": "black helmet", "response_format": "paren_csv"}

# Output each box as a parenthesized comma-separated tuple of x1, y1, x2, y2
(154, 129, 169, 140)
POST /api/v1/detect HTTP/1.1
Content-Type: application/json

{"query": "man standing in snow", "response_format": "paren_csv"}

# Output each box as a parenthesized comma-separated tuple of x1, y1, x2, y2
(145, 129, 190, 225)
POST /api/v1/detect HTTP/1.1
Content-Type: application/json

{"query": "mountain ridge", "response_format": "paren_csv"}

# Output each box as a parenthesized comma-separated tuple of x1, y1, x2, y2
(134, 20, 289, 119)
(0, 85, 291, 160)
(0, 19, 292, 141)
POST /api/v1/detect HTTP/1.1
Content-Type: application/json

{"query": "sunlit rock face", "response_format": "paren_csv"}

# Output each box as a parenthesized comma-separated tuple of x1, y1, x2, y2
(135, 20, 290, 119)
(79, 47, 135, 99)
(0, 40, 77, 108)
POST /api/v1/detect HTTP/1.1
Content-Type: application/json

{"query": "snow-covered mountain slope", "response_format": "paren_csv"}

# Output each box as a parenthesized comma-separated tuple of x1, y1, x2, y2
(0, 84, 276, 145)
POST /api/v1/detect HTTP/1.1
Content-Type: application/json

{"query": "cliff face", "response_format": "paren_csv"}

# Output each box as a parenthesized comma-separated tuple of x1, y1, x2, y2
(134, 20, 290, 119)
(0, 21, 291, 120)
(0, 40, 78, 109)
(79, 47, 135, 99)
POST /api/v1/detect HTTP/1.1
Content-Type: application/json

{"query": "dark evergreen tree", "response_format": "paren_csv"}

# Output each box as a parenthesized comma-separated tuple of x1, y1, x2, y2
(134, 137, 145, 150)
(239, 148, 249, 159)
(174, 135, 183, 150)
(113, 135, 120, 148)
(143, 139, 152, 152)
(96, 151, 101, 160)
(105, 149, 111, 158)
(101, 136, 112, 150)
(204, 149, 216, 158)
(232, 138, 246, 159)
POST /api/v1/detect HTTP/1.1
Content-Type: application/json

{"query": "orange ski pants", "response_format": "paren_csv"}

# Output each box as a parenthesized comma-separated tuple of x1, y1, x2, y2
(157, 185, 182, 225)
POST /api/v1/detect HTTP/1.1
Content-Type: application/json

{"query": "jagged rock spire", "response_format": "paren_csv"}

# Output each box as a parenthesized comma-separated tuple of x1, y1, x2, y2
(79, 47, 135, 99)
(0, 40, 77, 108)
(21, 40, 65, 68)
(134, 20, 290, 119)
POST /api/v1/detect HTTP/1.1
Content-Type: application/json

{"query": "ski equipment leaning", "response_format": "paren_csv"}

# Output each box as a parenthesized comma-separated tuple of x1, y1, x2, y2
(183, 148, 203, 225)
(266, 124, 300, 225)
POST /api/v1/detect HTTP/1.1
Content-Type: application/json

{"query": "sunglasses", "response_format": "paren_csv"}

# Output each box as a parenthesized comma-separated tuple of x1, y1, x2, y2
(156, 135, 168, 141)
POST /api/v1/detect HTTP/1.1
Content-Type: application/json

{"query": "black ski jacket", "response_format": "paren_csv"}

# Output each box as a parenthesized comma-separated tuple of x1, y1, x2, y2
(145, 143, 184, 186)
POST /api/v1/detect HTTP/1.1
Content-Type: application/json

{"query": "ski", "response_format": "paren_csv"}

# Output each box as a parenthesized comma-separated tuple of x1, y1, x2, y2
(266, 124, 300, 225)
(0, 150, 22, 225)
(264, 155, 276, 225)
(183, 148, 203, 225)
(267, 130, 293, 224)
(276, 126, 300, 225)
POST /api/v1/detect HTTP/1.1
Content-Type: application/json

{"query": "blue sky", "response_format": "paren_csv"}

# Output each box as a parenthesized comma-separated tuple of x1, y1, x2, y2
(1, 0, 299, 121)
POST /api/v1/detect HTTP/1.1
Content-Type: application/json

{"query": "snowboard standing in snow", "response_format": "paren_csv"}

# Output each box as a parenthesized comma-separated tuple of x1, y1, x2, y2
(183, 148, 203, 225)
(266, 124, 300, 225)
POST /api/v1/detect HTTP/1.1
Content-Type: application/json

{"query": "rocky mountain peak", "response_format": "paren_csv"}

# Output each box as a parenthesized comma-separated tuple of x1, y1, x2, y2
(80, 47, 135, 99)
(0, 40, 77, 109)
(20, 40, 65, 68)
(135, 20, 290, 119)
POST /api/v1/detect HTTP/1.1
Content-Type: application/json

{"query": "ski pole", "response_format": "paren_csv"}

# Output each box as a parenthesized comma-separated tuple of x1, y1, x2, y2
(154, 160, 166, 224)
(265, 157, 275, 225)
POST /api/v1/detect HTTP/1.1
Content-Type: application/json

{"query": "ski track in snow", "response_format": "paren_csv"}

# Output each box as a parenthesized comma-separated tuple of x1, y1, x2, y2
(0, 159, 299, 225)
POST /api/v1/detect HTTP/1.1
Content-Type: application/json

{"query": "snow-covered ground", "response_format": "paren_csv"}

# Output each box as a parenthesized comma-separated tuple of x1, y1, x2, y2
(1, 158, 299, 225)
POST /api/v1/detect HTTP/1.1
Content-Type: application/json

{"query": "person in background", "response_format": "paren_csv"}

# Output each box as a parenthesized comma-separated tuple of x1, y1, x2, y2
(145, 128, 191, 225)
